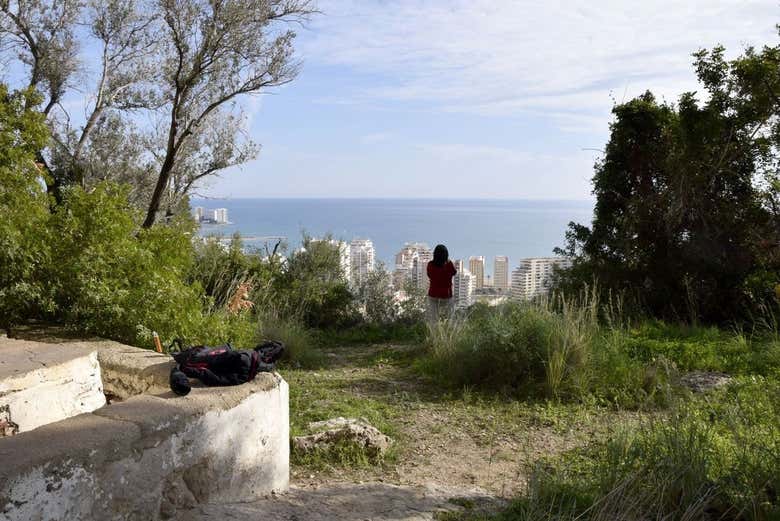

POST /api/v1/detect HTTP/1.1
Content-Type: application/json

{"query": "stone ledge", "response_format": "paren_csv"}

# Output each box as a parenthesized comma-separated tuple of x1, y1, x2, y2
(0, 338, 106, 432)
(0, 339, 290, 521)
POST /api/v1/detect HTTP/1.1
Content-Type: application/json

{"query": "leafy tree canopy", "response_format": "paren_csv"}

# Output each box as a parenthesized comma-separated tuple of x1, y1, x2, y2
(556, 37, 780, 323)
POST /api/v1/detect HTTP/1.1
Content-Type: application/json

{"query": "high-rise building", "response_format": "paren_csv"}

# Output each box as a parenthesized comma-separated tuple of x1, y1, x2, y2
(510, 257, 572, 300)
(393, 242, 432, 290)
(213, 208, 228, 224)
(192, 206, 204, 222)
(469, 256, 485, 289)
(494, 256, 509, 291)
(349, 239, 376, 286)
(453, 259, 475, 309)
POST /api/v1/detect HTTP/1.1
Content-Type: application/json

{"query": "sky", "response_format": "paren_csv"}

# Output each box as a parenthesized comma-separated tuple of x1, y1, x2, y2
(10, 1, 780, 200)
(202, 0, 778, 200)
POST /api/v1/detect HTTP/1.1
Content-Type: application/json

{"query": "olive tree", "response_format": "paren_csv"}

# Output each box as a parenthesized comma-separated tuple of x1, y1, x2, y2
(0, 0, 314, 221)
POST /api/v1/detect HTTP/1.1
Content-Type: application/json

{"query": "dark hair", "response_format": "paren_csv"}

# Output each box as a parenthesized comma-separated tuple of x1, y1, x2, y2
(432, 244, 449, 267)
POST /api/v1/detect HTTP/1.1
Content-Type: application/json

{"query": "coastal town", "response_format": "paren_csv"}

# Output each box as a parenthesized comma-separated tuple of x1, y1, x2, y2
(193, 206, 570, 307)
(314, 238, 572, 308)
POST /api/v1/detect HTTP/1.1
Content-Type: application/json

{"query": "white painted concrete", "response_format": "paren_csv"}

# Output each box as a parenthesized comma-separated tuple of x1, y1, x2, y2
(0, 339, 105, 432)
(0, 373, 289, 521)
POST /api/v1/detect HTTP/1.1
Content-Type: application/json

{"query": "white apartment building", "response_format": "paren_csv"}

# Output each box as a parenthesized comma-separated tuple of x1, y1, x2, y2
(213, 208, 228, 224)
(349, 239, 376, 286)
(469, 256, 485, 289)
(453, 259, 475, 309)
(193, 207, 228, 224)
(510, 257, 572, 300)
(393, 242, 432, 290)
(494, 256, 509, 291)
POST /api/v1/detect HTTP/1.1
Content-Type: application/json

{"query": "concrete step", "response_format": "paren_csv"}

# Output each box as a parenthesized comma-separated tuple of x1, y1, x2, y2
(0, 337, 106, 433)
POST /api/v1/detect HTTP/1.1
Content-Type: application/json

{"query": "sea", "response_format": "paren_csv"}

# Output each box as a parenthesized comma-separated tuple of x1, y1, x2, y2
(193, 198, 594, 277)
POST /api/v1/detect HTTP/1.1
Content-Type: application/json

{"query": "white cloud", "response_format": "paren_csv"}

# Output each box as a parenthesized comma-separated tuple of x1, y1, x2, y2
(303, 0, 778, 123)
(360, 132, 393, 144)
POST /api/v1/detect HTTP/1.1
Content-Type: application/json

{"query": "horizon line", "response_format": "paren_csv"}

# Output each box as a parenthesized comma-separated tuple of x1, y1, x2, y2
(191, 195, 596, 202)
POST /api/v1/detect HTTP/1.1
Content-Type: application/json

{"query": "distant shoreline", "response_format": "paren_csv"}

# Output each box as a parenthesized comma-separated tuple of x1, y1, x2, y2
(192, 197, 595, 203)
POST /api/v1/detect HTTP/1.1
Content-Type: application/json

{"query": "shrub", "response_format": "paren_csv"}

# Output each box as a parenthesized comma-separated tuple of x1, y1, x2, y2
(623, 320, 780, 378)
(271, 235, 361, 329)
(45, 183, 205, 346)
(422, 300, 597, 400)
(502, 379, 780, 521)
(191, 233, 274, 310)
(421, 298, 678, 407)
(0, 86, 52, 331)
(258, 311, 322, 369)
(316, 321, 425, 347)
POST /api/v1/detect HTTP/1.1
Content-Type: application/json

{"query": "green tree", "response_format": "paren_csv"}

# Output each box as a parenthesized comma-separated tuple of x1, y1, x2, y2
(45, 182, 205, 345)
(0, 85, 51, 331)
(0, 0, 314, 223)
(556, 39, 780, 322)
(354, 263, 399, 325)
(273, 236, 359, 329)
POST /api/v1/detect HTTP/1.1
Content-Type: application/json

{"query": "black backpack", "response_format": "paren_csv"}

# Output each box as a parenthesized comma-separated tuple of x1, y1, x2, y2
(169, 340, 285, 396)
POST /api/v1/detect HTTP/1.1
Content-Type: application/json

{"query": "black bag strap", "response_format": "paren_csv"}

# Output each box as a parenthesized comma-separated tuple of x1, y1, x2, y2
(168, 338, 187, 353)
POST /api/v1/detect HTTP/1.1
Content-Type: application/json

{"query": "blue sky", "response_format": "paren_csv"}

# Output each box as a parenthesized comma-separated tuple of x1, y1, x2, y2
(12, 1, 779, 200)
(202, 0, 778, 200)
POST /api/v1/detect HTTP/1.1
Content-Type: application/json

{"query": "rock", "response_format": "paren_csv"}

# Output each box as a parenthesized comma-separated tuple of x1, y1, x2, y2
(293, 417, 392, 458)
(679, 371, 732, 392)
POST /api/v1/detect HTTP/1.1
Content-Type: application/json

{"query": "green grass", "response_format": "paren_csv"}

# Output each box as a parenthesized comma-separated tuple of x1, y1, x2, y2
(284, 365, 404, 470)
(277, 296, 780, 521)
(259, 313, 325, 369)
(315, 321, 426, 347)
(463, 378, 780, 521)
(412, 300, 780, 520)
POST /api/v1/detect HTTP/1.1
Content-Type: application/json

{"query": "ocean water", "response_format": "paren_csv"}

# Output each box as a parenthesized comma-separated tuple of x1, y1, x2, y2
(193, 198, 594, 277)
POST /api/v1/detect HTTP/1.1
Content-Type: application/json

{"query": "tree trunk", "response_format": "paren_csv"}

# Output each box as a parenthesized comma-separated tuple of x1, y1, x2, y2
(142, 158, 174, 228)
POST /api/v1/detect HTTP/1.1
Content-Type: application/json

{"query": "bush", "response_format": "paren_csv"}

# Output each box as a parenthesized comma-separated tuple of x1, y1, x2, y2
(258, 311, 322, 368)
(623, 320, 780, 378)
(45, 183, 206, 346)
(0, 86, 52, 331)
(271, 235, 361, 329)
(502, 379, 780, 521)
(420, 298, 680, 407)
(190, 233, 274, 310)
(422, 300, 597, 400)
(316, 321, 425, 347)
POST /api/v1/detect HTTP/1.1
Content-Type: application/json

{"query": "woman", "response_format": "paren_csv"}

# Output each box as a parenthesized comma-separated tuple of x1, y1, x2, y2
(427, 244, 457, 323)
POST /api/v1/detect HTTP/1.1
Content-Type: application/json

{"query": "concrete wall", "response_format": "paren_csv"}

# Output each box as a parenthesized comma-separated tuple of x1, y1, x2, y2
(0, 340, 290, 521)
(0, 339, 106, 433)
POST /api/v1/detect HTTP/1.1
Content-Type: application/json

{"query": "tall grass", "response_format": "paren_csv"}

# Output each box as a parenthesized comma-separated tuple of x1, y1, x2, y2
(422, 296, 603, 400)
(257, 308, 323, 369)
(496, 379, 780, 521)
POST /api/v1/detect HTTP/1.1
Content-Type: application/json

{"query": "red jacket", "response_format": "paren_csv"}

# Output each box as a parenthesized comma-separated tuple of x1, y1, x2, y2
(427, 260, 457, 299)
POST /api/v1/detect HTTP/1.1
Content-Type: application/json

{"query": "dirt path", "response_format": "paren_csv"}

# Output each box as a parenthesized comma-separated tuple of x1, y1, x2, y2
(288, 344, 609, 495)
(180, 343, 624, 520)
(178, 483, 500, 521)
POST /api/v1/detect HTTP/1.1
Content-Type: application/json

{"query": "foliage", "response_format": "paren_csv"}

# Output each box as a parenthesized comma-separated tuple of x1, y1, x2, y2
(317, 321, 426, 347)
(0, 0, 314, 223)
(496, 380, 780, 521)
(353, 262, 399, 325)
(0, 85, 51, 331)
(44, 183, 207, 346)
(555, 40, 780, 324)
(258, 310, 323, 369)
(190, 233, 274, 310)
(422, 300, 604, 401)
(271, 235, 360, 329)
